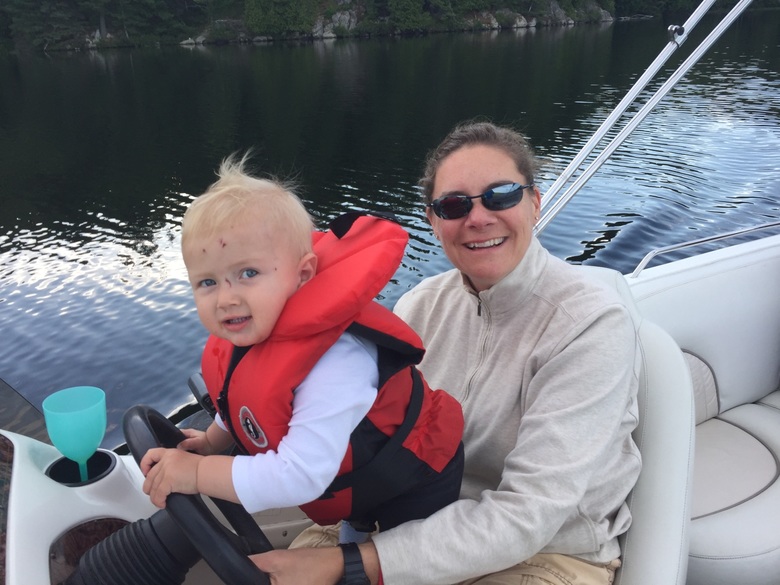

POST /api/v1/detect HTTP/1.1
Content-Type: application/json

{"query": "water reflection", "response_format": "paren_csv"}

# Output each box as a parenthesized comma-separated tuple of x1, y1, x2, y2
(1, 11, 779, 446)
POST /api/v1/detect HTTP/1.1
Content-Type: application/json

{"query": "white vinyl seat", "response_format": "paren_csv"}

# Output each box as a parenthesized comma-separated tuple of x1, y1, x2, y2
(629, 233, 780, 585)
(579, 266, 695, 585)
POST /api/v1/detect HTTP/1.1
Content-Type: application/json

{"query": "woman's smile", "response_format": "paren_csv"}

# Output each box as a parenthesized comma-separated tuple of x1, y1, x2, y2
(464, 237, 507, 250)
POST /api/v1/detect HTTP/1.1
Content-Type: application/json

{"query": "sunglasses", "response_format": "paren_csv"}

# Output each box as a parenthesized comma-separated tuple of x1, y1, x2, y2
(428, 182, 534, 220)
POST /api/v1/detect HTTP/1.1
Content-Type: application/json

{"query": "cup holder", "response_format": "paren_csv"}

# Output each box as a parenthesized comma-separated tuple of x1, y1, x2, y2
(46, 450, 117, 486)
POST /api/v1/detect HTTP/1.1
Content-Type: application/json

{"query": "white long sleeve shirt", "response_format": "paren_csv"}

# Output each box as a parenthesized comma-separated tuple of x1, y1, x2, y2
(216, 332, 379, 513)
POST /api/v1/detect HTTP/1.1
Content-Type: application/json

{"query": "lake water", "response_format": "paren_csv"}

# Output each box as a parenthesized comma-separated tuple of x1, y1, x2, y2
(1, 9, 779, 447)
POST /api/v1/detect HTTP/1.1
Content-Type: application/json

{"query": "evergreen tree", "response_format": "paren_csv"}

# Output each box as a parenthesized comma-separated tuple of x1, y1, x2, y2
(3, 0, 88, 48)
(450, 0, 490, 14)
(107, 0, 196, 41)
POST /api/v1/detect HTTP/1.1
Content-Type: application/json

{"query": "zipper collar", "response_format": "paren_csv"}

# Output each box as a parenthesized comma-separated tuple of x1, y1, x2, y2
(459, 236, 547, 317)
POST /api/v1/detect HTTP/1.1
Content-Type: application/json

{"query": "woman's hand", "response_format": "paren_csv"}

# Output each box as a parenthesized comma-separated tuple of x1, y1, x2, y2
(251, 541, 380, 585)
(252, 546, 344, 585)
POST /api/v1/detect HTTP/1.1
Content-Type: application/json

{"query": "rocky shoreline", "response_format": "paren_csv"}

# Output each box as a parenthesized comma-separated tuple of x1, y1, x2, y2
(179, 4, 613, 47)
(83, 0, 617, 50)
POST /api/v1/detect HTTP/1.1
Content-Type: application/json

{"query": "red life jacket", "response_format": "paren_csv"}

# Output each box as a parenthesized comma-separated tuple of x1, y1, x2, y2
(200, 213, 464, 525)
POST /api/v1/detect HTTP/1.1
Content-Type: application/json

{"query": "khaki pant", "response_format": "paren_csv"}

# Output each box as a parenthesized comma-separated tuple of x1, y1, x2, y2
(456, 554, 619, 585)
(290, 523, 619, 585)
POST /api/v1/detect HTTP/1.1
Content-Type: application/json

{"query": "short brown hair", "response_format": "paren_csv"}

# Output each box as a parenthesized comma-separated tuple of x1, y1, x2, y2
(419, 121, 540, 204)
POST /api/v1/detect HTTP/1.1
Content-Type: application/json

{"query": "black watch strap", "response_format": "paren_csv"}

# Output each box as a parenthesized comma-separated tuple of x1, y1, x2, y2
(339, 542, 370, 585)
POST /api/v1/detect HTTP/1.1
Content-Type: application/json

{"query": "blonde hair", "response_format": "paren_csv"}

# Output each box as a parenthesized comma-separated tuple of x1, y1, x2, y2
(182, 152, 314, 259)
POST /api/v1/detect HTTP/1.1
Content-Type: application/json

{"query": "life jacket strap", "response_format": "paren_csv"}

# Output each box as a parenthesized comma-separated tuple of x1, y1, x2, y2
(325, 366, 424, 495)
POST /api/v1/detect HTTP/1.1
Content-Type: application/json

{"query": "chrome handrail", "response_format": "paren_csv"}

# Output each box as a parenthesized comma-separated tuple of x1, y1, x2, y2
(539, 0, 714, 211)
(537, 0, 755, 235)
(629, 220, 780, 278)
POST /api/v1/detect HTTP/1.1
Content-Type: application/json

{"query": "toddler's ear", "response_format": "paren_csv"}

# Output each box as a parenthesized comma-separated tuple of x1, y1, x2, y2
(297, 252, 318, 287)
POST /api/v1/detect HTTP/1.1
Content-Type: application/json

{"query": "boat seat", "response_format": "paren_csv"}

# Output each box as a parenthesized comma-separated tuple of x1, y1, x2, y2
(628, 233, 780, 585)
(577, 266, 695, 585)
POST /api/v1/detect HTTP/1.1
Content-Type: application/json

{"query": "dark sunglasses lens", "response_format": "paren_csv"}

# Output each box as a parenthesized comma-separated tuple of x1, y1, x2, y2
(483, 184, 523, 211)
(434, 196, 472, 219)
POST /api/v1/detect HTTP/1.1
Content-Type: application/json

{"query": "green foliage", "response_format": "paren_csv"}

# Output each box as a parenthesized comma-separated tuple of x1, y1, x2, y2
(1, 0, 774, 49)
(208, 20, 241, 41)
(494, 9, 516, 26)
(424, 0, 457, 23)
(610, 0, 780, 18)
(3, 0, 90, 49)
(613, 0, 662, 16)
(556, 0, 574, 14)
(245, 0, 318, 35)
(321, 0, 341, 19)
(0, 9, 12, 49)
(352, 18, 395, 34)
(361, 0, 390, 20)
(194, 0, 244, 22)
(80, 0, 110, 36)
(117, 0, 182, 39)
(546, 0, 605, 18)
(451, 0, 491, 12)
(389, 0, 429, 30)
(0, 0, 229, 49)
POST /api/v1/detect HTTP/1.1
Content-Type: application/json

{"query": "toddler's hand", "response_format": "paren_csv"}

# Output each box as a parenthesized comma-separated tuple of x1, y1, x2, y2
(177, 427, 214, 455)
(140, 447, 202, 508)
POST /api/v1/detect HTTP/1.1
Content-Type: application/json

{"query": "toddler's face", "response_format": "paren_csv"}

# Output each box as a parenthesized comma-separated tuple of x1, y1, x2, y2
(183, 222, 312, 346)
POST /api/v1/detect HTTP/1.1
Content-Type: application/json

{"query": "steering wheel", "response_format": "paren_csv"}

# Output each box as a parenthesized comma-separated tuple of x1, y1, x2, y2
(123, 404, 273, 585)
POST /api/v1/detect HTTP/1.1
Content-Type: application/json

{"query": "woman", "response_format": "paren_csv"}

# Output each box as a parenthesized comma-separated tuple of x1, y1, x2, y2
(253, 121, 641, 585)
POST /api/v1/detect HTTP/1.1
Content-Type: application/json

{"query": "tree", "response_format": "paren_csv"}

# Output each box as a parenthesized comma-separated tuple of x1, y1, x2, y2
(0, 5, 13, 46)
(192, 0, 243, 24)
(389, 0, 430, 30)
(246, 0, 318, 35)
(3, 0, 88, 48)
(81, 0, 110, 38)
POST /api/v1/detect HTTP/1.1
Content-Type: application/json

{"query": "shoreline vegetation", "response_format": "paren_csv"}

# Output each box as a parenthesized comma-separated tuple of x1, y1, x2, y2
(0, 0, 776, 53)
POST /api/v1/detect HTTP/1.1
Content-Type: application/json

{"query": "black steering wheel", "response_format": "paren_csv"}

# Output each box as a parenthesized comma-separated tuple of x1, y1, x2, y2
(123, 404, 273, 585)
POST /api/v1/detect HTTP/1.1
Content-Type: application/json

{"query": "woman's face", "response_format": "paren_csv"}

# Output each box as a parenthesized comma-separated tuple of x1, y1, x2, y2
(427, 144, 541, 292)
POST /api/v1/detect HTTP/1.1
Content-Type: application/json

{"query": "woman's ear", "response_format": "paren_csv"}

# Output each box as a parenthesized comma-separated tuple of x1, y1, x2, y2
(297, 252, 318, 288)
(531, 186, 542, 219)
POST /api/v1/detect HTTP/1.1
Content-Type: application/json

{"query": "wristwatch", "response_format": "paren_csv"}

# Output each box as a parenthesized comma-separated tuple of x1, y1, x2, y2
(339, 542, 370, 585)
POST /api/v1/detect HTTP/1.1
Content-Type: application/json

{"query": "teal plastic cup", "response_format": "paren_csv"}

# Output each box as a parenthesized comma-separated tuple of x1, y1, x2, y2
(42, 386, 107, 482)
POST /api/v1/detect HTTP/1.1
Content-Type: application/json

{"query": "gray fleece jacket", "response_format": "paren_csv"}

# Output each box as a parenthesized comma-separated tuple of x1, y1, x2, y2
(373, 237, 641, 585)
